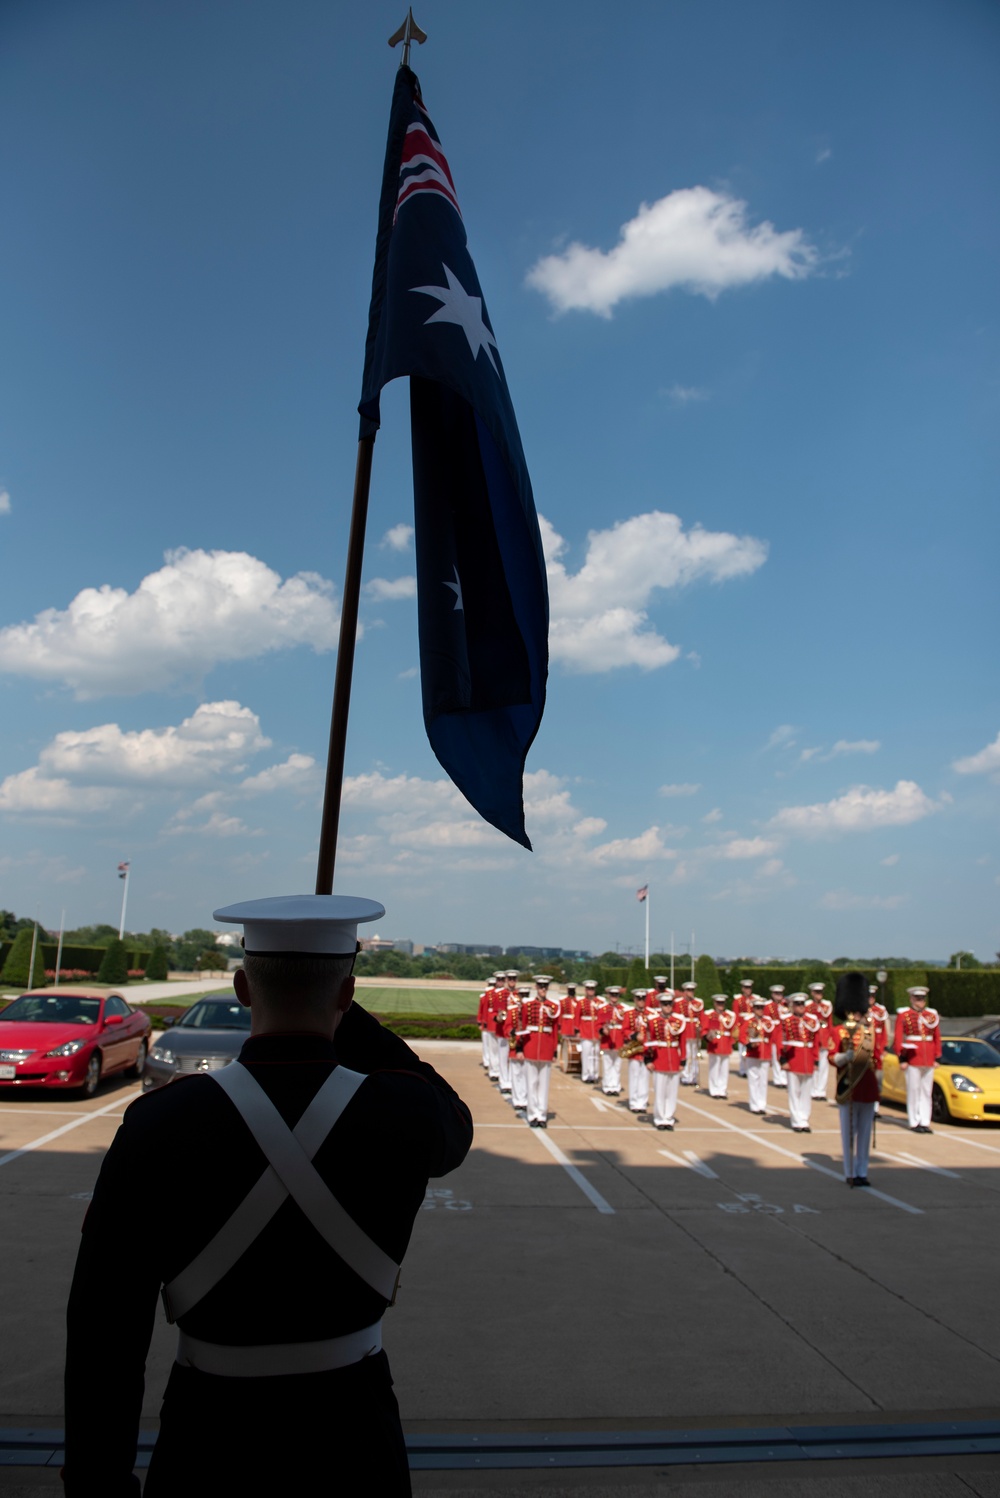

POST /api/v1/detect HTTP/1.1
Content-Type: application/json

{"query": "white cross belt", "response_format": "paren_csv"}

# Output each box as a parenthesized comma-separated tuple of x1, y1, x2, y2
(162, 1062, 400, 1323)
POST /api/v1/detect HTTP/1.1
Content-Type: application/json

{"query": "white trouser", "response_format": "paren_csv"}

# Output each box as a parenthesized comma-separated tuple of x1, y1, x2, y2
(839, 1100, 875, 1179)
(811, 1050, 830, 1099)
(707, 1052, 729, 1097)
(682, 1038, 699, 1084)
(787, 1071, 814, 1129)
(771, 1045, 786, 1086)
(737, 1042, 746, 1076)
(602, 1050, 622, 1093)
(746, 1058, 768, 1113)
(628, 1057, 650, 1111)
(653, 1071, 680, 1126)
(481, 1029, 490, 1067)
(906, 1065, 934, 1128)
(525, 1060, 552, 1124)
(497, 1037, 510, 1091)
(486, 1030, 500, 1079)
(510, 1053, 528, 1108)
(579, 1037, 600, 1081)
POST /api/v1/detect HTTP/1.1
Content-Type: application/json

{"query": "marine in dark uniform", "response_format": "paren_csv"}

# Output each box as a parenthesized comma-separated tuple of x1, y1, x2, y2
(63, 894, 474, 1498)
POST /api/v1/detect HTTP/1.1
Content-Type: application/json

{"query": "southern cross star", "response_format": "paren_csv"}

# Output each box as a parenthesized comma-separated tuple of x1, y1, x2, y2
(411, 265, 500, 375)
(443, 565, 464, 612)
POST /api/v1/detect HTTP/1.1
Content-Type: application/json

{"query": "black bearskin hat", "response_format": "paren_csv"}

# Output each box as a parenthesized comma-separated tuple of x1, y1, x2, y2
(834, 970, 870, 1021)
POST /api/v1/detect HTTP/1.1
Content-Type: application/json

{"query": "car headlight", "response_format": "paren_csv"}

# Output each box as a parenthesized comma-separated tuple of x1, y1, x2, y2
(150, 1046, 176, 1065)
(44, 1039, 87, 1058)
(950, 1073, 983, 1094)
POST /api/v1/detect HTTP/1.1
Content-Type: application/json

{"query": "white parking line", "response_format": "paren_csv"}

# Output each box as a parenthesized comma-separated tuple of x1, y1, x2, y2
(872, 1150, 961, 1179)
(0, 1093, 133, 1170)
(657, 1148, 719, 1180)
(939, 1133, 1000, 1157)
(676, 1096, 923, 1215)
(531, 1128, 616, 1215)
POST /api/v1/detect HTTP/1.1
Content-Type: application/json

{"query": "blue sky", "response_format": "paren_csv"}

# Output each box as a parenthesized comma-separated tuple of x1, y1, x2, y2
(1, 0, 997, 959)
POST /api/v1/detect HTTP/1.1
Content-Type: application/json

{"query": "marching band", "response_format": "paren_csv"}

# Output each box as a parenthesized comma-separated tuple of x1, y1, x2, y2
(477, 970, 942, 1183)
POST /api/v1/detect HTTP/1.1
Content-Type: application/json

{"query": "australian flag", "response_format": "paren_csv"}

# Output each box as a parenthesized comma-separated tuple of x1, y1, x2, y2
(359, 66, 548, 850)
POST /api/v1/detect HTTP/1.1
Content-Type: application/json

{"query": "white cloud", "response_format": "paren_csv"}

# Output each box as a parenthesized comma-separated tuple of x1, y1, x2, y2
(660, 782, 701, 798)
(702, 807, 723, 824)
(0, 768, 121, 816)
(0, 701, 275, 822)
(381, 524, 414, 552)
(771, 780, 940, 836)
(802, 738, 880, 764)
(0, 549, 340, 697)
(0, 490, 10, 515)
(816, 147, 833, 165)
(881, 853, 900, 867)
(37, 702, 269, 787)
(542, 511, 767, 673)
(397, 666, 419, 680)
(953, 731, 1000, 778)
(818, 891, 905, 911)
(757, 858, 785, 878)
(765, 724, 799, 751)
(365, 576, 417, 602)
(526, 186, 819, 317)
(240, 754, 318, 795)
(663, 384, 709, 405)
(717, 836, 779, 860)
(588, 826, 678, 864)
(166, 810, 260, 838)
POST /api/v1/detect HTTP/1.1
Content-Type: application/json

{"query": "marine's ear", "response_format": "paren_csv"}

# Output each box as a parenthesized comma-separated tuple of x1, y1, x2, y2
(234, 967, 251, 1008)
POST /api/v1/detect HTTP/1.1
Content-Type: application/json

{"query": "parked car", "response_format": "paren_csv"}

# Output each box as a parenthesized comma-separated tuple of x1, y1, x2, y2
(143, 996, 251, 1090)
(881, 1035, 1000, 1123)
(0, 990, 151, 1097)
(971, 1022, 1000, 1056)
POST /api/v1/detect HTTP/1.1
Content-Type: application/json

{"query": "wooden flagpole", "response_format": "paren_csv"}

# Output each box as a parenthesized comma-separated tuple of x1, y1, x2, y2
(315, 435, 375, 895)
(314, 13, 427, 895)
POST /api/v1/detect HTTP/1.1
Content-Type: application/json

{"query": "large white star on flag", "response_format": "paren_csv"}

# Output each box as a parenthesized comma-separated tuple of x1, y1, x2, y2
(411, 265, 500, 374)
(443, 565, 464, 612)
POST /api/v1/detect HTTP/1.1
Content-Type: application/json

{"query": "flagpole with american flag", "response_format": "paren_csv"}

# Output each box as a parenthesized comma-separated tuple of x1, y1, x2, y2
(117, 861, 131, 941)
(315, 14, 548, 893)
(637, 884, 649, 969)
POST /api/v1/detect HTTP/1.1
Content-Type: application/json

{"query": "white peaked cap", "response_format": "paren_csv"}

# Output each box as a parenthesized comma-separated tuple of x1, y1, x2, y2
(653, 976, 667, 984)
(740, 978, 754, 986)
(789, 992, 808, 1002)
(584, 979, 598, 988)
(682, 981, 697, 990)
(630, 987, 646, 997)
(808, 982, 825, 991)
(712, 993, 728, 1003)
(213, 893, 384, 956)
(534, 974, 552, 985)
(751, 994, 767, 1005)
(770, 984, 785, 993)
(907, 986, 929, 997)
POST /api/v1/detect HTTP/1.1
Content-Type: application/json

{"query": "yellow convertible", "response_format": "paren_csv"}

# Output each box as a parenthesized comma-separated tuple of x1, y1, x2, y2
(882, 1035, 1000, 1124)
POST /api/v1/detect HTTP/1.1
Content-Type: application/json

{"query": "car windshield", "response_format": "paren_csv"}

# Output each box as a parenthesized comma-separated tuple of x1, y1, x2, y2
(941, 1040, 1000, 1069)
(178, 1000, 251, 1031)
(0, 995, 101, 1025)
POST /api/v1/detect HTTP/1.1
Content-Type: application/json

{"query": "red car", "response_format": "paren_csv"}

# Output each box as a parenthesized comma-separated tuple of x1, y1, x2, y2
(0, 990, 151, 1097)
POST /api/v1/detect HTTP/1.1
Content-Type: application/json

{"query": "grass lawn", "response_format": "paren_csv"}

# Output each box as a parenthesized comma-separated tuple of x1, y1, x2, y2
(357, 987, 477, 1016)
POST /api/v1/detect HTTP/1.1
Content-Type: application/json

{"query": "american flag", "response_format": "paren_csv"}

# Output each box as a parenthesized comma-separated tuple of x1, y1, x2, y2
(636, 885, 648, 903)
(117, 861, 130, 880)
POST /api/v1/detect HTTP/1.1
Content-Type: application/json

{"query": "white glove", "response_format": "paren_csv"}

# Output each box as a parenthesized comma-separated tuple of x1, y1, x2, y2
(833, 1050, 855, 1068)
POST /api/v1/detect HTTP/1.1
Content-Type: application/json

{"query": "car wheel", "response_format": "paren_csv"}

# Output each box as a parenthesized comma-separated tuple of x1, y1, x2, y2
(931, 1085, 950, 1124)
(79, 1053, 102, 1099)
(128, 1041, 148, 1079)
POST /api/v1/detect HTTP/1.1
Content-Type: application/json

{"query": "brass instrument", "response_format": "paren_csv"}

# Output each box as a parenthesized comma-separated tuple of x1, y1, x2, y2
(621, 1013, 646, 1060)
(835, 1016, 874, 1104)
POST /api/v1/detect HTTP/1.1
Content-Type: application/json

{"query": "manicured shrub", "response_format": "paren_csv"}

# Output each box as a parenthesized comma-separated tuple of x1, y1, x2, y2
(97, 938, 130, 985)
(146, 945, 169, 981)
(1, 928, 48, 988)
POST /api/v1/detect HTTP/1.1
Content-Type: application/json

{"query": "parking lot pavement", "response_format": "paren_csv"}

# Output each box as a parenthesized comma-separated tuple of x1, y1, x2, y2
(2, 1040, 999, 1492)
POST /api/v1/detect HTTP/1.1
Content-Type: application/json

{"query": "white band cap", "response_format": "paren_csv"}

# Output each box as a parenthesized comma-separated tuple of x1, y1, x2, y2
(213, 893, 384, 955)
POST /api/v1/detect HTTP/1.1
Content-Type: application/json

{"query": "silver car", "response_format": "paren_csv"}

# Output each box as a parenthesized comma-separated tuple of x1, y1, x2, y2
(143, 996, 251, 1090)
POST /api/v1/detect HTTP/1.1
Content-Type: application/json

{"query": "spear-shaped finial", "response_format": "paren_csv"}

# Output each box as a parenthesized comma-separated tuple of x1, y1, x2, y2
(388, 9, 427, 69)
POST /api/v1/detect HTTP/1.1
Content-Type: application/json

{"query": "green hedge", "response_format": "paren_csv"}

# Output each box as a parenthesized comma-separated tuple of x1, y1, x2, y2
(0, 942, 152, 975)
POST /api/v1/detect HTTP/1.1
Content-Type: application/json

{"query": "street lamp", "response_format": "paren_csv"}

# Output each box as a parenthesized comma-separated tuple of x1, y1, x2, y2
(876, 968, 888, 1010)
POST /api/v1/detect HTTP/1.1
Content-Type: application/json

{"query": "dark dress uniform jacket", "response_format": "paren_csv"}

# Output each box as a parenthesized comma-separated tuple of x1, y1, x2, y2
(63, 1004, 474, 1497)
